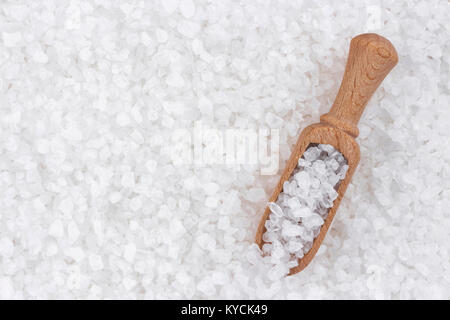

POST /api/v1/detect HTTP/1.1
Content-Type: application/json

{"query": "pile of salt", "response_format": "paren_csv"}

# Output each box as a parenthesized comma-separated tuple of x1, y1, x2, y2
(262, 144, 349, 268)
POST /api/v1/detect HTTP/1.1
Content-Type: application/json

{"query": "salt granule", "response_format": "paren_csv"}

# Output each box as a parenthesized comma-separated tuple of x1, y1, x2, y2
(179, 0, 196, 18)
(89, 254, 104, 271)
(262, 144, 348, 269)
(0, 0, 448, 300)
(48, 219, 64, 239)
(0, 238, 14, 258)
(166, 72, 185, 88)
(123, 243, 137, 263)
(116, 112, 131, 127)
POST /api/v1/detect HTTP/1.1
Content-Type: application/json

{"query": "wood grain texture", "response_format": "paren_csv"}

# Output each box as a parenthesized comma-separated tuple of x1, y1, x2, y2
(321, 33, 398, 137)
(255, 33, 398, 275)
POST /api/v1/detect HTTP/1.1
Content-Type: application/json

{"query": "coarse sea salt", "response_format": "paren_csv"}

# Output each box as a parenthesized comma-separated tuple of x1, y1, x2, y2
(262, 144, 348, 268)
(0, 0, 448, 300)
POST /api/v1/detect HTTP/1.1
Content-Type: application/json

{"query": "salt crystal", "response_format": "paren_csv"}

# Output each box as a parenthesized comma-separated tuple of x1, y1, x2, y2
(281, 221, 303, 237)
(262, 144, 348, 269)
(262, 231, 278, 243)
(179, 0, 196, 18)
(0, 238, 14, 258)
(262, 243, 272, 254)
(64, 247, 85, 262)
(145, 159, 157, 173)
(170, 219, 186, 238)
(45, 241, 58, 257)
(312, 160, 326, 175)
(79, 47, 92, 61)
(268, 202, 283, 217)
(123, 277, 137, 291)
(303, 241, 313, 253)
(338, 165, 349, 179)
(303, 146, 320, 161)
(197, 279, 216, 296)
(116, 112, 131, 127)
(130, 196, 142, 211)
(203, 182, 220, 195)
(2, 31, 22, 47)
(319, 144, 335, 154)
(166, 72, 185, 88)
(0, 278, 15, 299)
(328, 172, 340, 186)
(36, 139, 50, 154)
(287, 197, 300, 209)
(49, 219, 64, 238)
(205, 196, 219, 208)
(33, 49, 48, 64)
(291, 206, 312, 218)
(63, 124, 83, 141)
(265, 220, 279, 232)
(177, 20, 200, 38)
(109, 191, 122, 204)
(246, 187, 265, 202)
(129, 220, 139, 231)
(156, 28, 168, 43)
(59, 198, 74, 215)
(310, 177, 320, 189)
(67, 221, 80, 243)
(124, 243, 136, 263)
(298, 158, 310, 168)
(267, 264, 288, 281)
(295, 171, 310, 190)
(287, 240, 303, 253)
(178, 198, 190, 211)
(121, 172, 135, 188)
(89, 254, 104, 271)
(303, 214, 324, 228)
(328, 158, 339, 171)
(162, 0, 179, 14)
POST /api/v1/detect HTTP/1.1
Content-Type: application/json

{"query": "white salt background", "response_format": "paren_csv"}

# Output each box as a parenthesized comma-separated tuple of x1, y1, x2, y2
(0, 0, 449, 299)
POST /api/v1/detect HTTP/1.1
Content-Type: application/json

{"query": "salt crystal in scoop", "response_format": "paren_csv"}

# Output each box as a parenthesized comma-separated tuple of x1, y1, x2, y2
(261, 144, 348, 273)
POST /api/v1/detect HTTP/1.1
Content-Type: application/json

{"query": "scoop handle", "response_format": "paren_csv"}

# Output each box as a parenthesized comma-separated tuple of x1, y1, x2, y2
(320, 33, 398, 137)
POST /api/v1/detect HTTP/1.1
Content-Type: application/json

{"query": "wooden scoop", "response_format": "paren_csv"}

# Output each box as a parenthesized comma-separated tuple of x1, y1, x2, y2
(255, 33, 398, 275)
